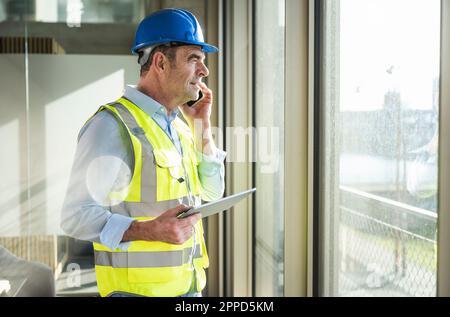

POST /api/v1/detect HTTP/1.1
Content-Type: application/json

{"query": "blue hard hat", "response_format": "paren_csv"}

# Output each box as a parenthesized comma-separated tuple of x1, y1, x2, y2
(131, 8, 219, 54)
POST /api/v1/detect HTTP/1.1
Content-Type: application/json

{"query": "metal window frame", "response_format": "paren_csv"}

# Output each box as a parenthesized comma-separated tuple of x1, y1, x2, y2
(308, 0, 318, 297)
(223, 0, 254, 297)
(220, 0, 311, 297)
(205, 0, 223, 297)
(438, 0, 450, 297)
(284, 0, 310, 297)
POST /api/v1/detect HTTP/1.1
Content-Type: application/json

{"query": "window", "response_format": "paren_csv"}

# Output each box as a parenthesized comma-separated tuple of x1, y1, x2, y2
(319, 0, 440, 296)
(254, 0, 285, 296)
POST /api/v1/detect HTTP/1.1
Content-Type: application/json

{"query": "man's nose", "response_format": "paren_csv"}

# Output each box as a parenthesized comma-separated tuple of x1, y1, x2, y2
(197, 62, 209, 78)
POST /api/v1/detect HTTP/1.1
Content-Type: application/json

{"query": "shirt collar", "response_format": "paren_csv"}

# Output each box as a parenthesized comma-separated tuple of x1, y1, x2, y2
(123, 85, 179, 122)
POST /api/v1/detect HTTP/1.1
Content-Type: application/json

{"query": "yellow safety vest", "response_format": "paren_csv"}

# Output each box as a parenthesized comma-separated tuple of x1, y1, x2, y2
(88, 97, 209, 297)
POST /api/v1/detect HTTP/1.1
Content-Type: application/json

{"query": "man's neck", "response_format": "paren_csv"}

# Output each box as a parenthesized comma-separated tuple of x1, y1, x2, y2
(137, 82, 180, 115)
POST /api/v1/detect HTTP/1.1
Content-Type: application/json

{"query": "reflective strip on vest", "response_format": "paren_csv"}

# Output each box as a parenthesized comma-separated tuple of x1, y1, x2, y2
(110, 199, 176, 217)
(94, 244, 202, 268)
(109, 101, 157, 205)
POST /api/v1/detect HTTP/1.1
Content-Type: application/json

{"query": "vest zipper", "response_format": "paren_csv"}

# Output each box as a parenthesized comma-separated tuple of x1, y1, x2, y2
(181, 157, 197, 289)
(175, 120, 198, 290)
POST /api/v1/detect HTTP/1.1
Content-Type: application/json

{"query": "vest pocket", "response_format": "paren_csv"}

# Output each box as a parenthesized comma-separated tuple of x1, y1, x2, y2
(153, 149, 187, 201)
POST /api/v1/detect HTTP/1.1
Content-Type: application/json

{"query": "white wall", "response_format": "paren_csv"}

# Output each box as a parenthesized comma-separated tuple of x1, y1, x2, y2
(0, 56, 27, 237)
(0, 54, 139, 236)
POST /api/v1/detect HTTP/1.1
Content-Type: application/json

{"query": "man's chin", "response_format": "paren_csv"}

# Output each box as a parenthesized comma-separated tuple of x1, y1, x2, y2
(187, 91, 199, 102)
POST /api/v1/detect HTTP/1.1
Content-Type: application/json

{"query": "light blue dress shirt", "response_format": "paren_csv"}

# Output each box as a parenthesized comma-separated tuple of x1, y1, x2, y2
(61, 85, 226, 251)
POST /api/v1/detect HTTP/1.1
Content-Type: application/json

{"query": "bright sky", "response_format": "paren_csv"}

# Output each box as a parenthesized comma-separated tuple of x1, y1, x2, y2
(340, 0, 441, 111)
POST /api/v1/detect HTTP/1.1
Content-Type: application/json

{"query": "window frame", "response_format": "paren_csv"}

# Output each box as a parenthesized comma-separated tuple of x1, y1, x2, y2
(437, 0, 450, 297)
(221, 0, 310, 297)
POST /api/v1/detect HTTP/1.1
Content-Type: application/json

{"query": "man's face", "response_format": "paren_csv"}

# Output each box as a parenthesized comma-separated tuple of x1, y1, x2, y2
(165, 45, 209, 104)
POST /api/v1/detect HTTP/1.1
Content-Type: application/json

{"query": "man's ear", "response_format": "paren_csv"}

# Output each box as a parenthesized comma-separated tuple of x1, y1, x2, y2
(153, 52, 166, 72)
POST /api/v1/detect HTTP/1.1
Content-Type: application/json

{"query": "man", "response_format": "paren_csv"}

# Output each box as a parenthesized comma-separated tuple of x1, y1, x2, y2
(61, 8, 225, 297)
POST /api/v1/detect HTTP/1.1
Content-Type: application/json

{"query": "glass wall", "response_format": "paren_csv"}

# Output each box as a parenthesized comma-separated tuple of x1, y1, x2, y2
(320, 0, 440, 296)
(0, 0, 208, 296)
(254, 0, 285, 296)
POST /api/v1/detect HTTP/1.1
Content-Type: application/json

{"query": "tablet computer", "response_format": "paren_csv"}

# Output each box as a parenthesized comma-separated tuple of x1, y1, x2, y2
(177, 188, 256, 219)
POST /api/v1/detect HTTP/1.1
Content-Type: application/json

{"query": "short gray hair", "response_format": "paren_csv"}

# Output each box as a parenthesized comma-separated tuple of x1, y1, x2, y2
(138, 43, 182, 76)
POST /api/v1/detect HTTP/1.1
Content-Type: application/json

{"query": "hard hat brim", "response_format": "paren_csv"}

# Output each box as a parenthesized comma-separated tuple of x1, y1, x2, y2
(132, 40, 219, 55)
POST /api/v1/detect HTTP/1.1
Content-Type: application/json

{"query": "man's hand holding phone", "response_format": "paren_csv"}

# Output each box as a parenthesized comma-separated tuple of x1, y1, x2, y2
(179, 82, 216, 157)
(187, 90, 203, 107)
(179, 81, 213, 125)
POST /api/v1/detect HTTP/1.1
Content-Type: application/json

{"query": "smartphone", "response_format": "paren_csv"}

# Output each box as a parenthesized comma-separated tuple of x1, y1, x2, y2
(187, 90, 203, 107)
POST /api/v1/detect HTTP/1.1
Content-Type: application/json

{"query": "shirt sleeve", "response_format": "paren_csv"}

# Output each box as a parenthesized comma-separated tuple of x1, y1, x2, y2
(60, 110, 134, 251)
(196, 148, 227, 201)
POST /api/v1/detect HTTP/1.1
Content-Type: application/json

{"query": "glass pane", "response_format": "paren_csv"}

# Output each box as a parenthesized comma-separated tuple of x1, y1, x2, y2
(0, 0, 37, 297)
(1, 0, 210, 297)
(321, 0, 440, 296)
(254, 0, 285, 296)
